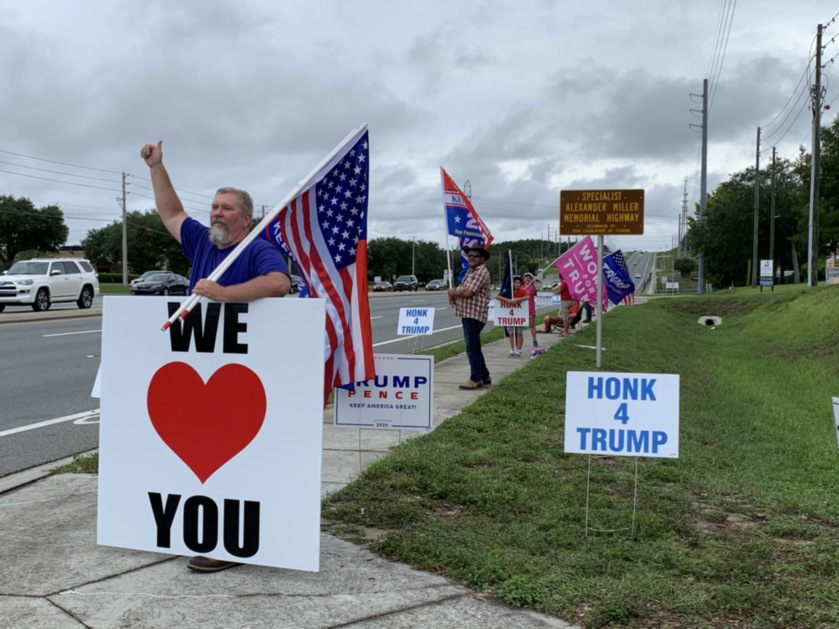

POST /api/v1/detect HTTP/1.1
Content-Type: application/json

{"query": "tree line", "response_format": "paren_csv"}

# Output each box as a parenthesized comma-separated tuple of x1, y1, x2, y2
(685, 116, 839, 287)
(0, 196, 574, 283)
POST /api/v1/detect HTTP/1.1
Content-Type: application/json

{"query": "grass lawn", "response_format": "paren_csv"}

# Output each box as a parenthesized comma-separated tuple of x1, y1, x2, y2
(324, 285, 839, 628)
(100, 283, 132, 295)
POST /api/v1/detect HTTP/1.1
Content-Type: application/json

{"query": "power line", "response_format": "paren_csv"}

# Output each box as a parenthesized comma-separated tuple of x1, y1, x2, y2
(127, 190, 209, 214)
(126, 172, 216, 201)
(0, 148, 122, 175)
(0, 159, 120, 184)
(707, 0, 738, 112)
(761, 61, 811, 134)
(0, 168, 120, 192)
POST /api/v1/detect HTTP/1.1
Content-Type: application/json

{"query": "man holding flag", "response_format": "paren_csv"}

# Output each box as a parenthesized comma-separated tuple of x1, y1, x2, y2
(141, 141, 292, 301)
(141, 140, 291, 574)
(448, 243, 492, 390)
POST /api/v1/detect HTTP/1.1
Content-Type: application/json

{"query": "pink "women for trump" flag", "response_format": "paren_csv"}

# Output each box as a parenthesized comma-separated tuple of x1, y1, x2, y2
(555, 236, 608, 309)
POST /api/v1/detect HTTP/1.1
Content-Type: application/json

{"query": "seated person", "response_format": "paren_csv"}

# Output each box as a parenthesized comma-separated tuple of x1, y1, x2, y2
(538, 304, 580, 334)
(539, 315, 562, 333)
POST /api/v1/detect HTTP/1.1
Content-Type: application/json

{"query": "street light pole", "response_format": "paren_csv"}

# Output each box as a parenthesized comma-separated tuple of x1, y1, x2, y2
(412, 237, 415, 276)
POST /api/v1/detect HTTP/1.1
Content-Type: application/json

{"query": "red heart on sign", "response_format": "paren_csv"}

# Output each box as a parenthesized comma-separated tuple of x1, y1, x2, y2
(146, 362, 266, 483)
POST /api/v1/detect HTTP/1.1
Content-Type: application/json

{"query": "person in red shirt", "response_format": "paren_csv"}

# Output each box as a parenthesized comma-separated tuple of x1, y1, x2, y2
(521, 272, 539, 347)
(552, 273, 576, 337)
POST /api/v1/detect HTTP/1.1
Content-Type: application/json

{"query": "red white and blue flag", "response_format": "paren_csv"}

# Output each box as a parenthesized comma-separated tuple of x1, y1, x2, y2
(261, 129, 374, 403)
(603, 250, 635, 305)
(441, 168, 493, 281)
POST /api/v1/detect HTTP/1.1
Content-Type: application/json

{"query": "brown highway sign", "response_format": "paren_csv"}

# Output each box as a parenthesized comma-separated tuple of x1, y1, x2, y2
(559, 189, 645, 235)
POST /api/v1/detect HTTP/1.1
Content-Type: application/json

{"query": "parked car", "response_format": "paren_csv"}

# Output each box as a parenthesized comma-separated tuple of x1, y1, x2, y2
(131, 270, 173, 287)
(373, 281, 393, 292)
(0, 258, 99, 312)
(393, 274, 419, 292)
(131, 273, 190, 296)
(425, 279, 446, 291)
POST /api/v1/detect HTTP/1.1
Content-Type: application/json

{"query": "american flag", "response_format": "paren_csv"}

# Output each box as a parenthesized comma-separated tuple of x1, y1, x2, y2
(261, 129, 374, 403)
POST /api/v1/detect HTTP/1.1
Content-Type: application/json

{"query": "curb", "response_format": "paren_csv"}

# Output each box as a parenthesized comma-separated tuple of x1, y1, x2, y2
(0, 451, 97, 495)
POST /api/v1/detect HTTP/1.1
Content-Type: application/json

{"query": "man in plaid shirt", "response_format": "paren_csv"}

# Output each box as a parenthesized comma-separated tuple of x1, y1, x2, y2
(447, 244, 492, 390)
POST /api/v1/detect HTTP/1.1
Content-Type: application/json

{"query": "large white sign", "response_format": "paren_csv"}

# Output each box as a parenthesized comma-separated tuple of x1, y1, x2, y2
(397, 306, 435, 336)
(535, 291, 554, 308)
(98, 296, 326, 571)
(564, 371, 680, 458)
(760, 259, 773, 277)
(334, 354, 433, 431)
(492, 300, 528, 327)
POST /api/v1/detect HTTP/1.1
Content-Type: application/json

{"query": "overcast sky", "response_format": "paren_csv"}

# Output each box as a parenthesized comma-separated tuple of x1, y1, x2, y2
(1, 0, 836, 254)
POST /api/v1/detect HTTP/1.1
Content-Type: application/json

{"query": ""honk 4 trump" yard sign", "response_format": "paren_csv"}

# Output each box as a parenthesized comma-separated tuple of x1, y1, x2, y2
(564, 371, 679, 458)
(97, 296, 325, 571)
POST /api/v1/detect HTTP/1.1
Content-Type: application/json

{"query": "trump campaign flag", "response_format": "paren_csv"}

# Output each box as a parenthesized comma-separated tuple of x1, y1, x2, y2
(603, 250, 636, 305)
(497, 250, 515, 300)
(555, 236, 608, 309)
(441, 168, 493, 282)
(261, 128, 374, 402)
(442, 168, 492, 243)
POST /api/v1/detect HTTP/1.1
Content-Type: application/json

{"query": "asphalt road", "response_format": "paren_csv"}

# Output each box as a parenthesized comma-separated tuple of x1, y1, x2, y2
(1, 291, 542, 477)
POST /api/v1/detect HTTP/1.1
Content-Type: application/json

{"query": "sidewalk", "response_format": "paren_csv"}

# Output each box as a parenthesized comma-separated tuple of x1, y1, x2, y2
(0, 325, 585, 629)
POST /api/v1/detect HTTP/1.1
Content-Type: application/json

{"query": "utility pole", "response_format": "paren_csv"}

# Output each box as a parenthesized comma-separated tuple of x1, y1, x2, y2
(412, 236, 416, 276)
(807, 23, 823, 287)
(690, 79, 709, 294)
(681, 179, 688, 257)
(770, 146, 777, 289)
(752, 127, 760, 287)
(121, 172, 128, 285)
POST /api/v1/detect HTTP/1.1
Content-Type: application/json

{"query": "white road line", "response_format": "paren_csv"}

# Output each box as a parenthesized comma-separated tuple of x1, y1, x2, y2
(373, 324, 462, 347)
(0, 410, 100, 438)
(370, 316, 383, 320)
(43, 329, 101, 338)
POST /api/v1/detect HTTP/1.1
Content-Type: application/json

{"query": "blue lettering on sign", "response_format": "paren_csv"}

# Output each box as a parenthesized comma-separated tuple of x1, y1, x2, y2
(576, 428, 667, 453)
(354, 376, 428, 389)
(400, 325, 431, 334)
(405, 308, 429, 317)
(587, 377, 657, 401)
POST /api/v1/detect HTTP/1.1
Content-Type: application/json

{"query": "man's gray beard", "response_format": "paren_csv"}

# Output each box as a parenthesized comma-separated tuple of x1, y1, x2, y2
(209, 223, 233, 247)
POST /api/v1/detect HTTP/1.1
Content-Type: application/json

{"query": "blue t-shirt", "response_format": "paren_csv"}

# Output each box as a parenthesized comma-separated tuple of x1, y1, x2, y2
(180, 217, 290, 293)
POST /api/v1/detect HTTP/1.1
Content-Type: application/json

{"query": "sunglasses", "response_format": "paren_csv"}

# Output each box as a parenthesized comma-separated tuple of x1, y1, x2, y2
(466, 253, 481, 259)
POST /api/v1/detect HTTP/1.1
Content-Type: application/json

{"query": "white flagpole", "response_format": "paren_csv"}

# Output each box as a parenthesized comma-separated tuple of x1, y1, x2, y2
(507, 250, 514, 293)
(161, 123, 368, 330)
(441, 167, 454, 289)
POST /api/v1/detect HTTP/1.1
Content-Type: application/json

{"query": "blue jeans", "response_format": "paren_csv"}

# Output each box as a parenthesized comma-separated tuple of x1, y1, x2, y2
(462, 318, 489, 383)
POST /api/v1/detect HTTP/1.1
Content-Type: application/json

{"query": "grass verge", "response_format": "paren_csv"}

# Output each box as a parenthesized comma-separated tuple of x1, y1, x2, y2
(53, 452, 99, 474)
(324, 285, 839, 628)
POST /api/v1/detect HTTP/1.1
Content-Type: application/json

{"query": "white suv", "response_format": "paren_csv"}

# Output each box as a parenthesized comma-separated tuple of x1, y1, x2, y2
(0, 258, 100, 312)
